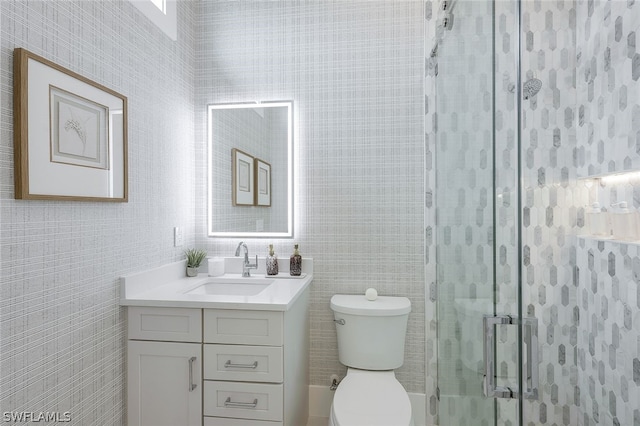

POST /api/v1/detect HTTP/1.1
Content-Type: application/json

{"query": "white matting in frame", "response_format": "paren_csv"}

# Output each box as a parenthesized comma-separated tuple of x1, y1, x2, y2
(232, 148, 254, 206)
(50, 86, 109, 170)
(255, 158, 271, 207)
(13, 48, 128, 202)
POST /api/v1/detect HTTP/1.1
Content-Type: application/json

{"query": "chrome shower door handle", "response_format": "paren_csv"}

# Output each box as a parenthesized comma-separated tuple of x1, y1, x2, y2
(523, 317, 539, 400)
(483, 315, 516, 398)
(483, 315, 539, 400)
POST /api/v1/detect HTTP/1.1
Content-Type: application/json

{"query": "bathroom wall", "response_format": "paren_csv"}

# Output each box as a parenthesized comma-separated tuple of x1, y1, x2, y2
(194, 0, 428, 401)
(0, 1, 196, 423)
(509, 0, 640, 424)
(575, 0, 640, 424)
(520, 0, 584, 424)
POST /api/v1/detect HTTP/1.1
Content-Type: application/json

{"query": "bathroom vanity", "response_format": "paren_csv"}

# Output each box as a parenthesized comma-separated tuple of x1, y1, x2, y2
(120, 259, 313, 426)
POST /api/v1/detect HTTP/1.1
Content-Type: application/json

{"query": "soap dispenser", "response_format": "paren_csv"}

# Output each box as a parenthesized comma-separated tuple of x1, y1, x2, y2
(611, 201, 638, 241)
(289, 244, 302, 276)
(587, 202, 608, 237)
(266, 244, 279, 276)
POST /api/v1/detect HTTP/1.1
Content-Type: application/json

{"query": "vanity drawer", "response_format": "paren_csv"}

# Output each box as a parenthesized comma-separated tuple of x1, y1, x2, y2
(204, 417, 282, 426)
(203, 309, 283, 345)
(128, 307, 202, 342)
(204, 344, 283, 383)
(203, 381, 283, 421)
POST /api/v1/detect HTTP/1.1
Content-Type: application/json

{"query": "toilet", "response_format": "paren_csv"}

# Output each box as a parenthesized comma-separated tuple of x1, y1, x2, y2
(329, 293, 413, 426)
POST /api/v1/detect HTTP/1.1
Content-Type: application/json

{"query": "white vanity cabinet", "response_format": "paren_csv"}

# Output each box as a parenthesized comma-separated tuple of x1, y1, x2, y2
(125, 286, 310, 426)
(127, 307, 202, 426)
(202, 287, 310, 426)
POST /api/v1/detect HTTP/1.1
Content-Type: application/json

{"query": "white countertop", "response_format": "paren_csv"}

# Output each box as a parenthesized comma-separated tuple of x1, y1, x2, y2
(120, 258, 313, 311)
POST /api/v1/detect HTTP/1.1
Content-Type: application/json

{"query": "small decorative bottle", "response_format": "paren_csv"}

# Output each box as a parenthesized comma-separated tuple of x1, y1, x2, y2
(266, 244, 279, 276)
(611, 201, 637, 241)
(587, 202, 608, 237)
(289, 244, 302, 276)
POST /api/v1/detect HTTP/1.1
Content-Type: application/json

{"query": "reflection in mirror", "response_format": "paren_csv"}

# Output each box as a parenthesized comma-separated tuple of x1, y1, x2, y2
(207, 101, 293, 237)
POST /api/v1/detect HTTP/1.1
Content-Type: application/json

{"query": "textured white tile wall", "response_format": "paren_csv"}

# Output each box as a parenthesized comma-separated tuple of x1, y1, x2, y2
(0, 1, 196, 424)
(520, 1, 583, 424)
(575, 0, 640, 424)
(194, 0, 427, 395)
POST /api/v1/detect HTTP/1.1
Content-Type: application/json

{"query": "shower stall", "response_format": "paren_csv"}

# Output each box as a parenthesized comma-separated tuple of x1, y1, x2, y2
(433, 0, 640, 425)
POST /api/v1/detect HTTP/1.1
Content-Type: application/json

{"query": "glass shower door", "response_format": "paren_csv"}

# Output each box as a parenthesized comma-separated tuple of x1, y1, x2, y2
(435, 0, 529, 424)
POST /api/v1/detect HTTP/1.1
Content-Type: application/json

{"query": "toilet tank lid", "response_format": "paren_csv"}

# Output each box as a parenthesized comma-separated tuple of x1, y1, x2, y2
(330, 294, 411, 316)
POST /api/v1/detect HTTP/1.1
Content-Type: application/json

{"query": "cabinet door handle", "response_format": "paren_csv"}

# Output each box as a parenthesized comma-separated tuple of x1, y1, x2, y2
(224, 360, 258, 369)
(188, 356, 197, 392)
(224, 397, 258, 409)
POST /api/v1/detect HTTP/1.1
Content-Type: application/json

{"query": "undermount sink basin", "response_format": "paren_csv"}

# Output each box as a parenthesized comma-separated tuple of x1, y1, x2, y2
(185, 277, 274, 296)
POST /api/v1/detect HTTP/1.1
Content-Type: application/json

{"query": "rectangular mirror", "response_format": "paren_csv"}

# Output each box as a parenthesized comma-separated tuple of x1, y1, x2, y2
(207, 101, 293, 238)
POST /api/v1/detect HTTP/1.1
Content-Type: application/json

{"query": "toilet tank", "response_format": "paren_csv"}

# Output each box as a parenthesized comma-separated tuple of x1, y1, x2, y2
(330, 294, 411, 370)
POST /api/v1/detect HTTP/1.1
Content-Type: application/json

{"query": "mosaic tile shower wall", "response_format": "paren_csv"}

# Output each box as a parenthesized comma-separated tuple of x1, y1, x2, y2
(575, 0, 640, 425)
(0, 1, 196, 424)
(520, 0, 583, 424)
(430, 0, 640, 424)
(576, 0, 640, 177)
(576, 239, 640, 426)
(194, 0, 428, 402)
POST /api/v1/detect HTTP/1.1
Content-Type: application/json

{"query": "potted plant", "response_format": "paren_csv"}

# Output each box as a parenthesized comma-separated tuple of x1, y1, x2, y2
(185, 248, 207, 277)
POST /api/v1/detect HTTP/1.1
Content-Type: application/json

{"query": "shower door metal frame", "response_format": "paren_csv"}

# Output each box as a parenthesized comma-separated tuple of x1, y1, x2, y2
(433, 0, 540, 424)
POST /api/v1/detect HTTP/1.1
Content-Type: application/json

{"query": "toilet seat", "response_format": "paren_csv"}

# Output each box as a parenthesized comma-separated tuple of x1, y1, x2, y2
(330, 369, 413, 426)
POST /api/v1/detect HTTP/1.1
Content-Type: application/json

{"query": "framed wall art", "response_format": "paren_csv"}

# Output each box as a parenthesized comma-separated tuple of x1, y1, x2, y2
(13, 48, 128, 201)
(231, 148, 254, 206)
(254, 158, 271, 207)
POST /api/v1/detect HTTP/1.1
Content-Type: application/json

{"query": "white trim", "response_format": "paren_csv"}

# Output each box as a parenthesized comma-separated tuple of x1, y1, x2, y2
(309, 385, 427, 426)
(130, 0, 177, 41)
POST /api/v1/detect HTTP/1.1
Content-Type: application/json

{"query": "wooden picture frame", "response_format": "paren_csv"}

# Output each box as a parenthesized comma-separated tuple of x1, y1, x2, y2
(13, 48, 128, 201)
(231, 148, 254, 206)
(254, 158, 271, 207)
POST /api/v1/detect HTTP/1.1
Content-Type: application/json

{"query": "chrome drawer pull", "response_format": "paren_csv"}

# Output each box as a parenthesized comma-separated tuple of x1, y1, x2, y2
(224, 360, 258, 369)
(224, 397, 258, 409)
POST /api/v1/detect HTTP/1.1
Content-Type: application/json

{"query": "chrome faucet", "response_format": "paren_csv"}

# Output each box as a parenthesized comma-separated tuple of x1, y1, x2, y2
(235, 241, 258, 277)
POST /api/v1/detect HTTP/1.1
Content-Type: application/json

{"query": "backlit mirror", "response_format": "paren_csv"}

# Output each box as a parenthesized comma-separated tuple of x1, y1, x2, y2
(207, 101, 293, 237)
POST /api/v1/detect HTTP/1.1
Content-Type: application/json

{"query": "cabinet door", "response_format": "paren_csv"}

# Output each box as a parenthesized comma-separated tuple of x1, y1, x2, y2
(128, 341, 201, 426)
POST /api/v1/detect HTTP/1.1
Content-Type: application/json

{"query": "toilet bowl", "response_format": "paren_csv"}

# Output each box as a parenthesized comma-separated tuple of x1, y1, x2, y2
(329, 294, 413, 426)
(329, 369, 413, 426)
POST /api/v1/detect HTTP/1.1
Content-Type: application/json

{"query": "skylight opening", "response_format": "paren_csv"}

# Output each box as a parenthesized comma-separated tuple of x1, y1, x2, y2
(130, 0, 176, 40)
(150, 0, 166, 14)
